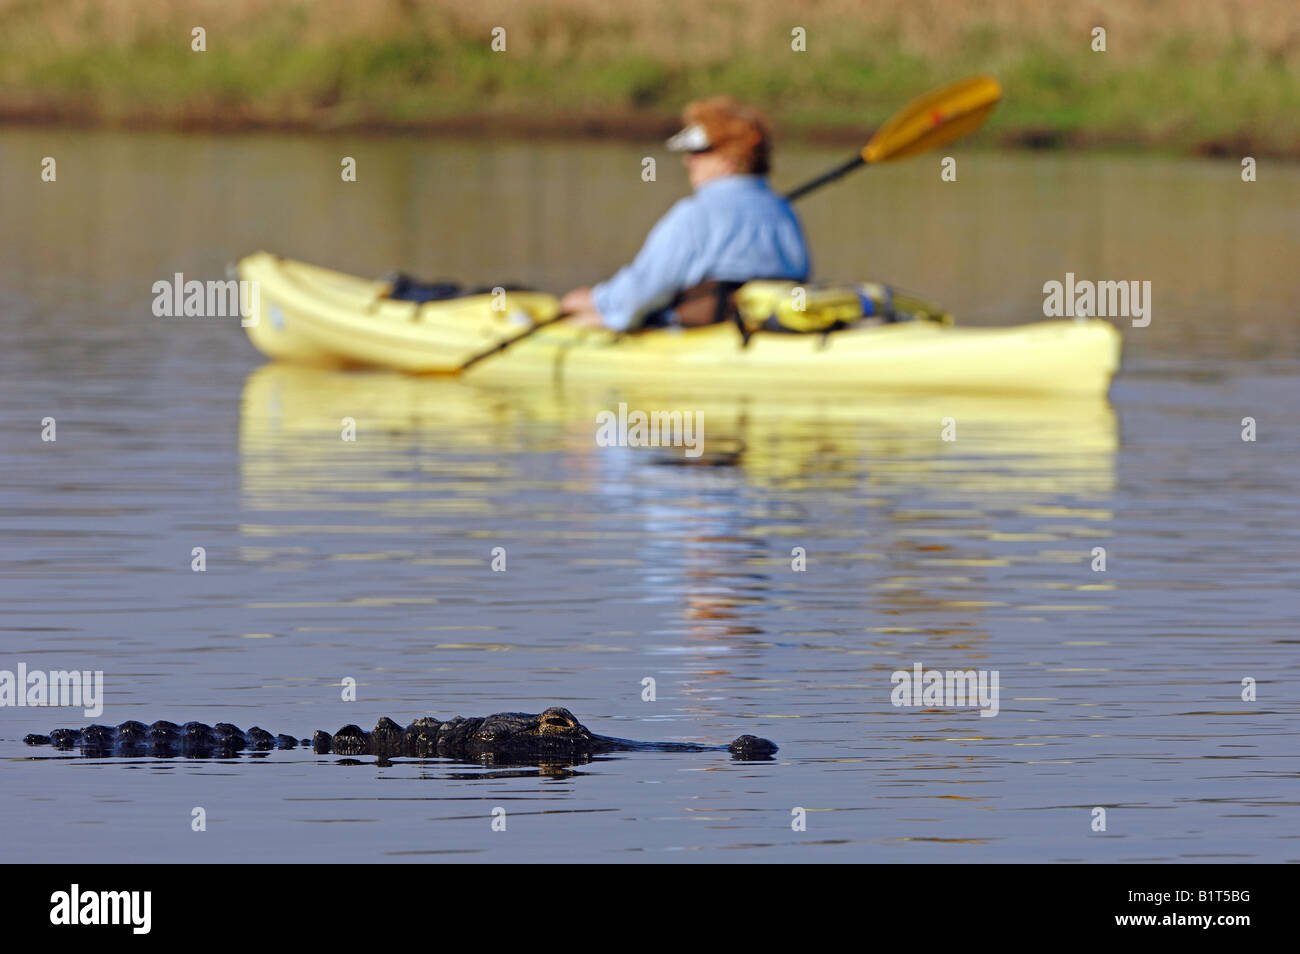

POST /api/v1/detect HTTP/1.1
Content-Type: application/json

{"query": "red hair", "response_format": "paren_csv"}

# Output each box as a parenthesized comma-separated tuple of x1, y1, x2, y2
(683, 97, 772, 175)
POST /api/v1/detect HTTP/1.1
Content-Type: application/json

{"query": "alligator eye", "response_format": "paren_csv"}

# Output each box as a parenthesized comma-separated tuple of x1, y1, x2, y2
(543, 716, 570, 728)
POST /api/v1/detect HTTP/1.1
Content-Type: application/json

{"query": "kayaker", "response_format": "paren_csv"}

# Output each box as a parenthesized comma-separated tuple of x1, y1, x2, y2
(560, 96, 811, 330)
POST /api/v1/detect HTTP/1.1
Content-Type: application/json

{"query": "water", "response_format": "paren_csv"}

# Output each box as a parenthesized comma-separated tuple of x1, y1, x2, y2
(1, 130, 1297, 862)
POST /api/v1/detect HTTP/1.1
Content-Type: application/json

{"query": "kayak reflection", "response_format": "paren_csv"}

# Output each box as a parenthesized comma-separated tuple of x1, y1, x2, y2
(238, 364, 1116, 653)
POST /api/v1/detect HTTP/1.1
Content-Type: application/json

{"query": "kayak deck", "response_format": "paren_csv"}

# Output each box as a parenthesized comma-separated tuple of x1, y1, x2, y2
(237, 252, 1121, 397)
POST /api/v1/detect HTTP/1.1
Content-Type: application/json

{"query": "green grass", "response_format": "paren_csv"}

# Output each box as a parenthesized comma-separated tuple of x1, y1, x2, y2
(2, 0, 1298, 155)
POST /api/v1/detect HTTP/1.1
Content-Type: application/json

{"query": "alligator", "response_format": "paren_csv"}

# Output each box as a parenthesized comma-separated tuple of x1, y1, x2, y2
(22, 706, 778, 764)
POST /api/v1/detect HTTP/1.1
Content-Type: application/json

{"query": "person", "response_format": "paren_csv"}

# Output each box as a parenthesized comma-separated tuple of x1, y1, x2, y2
(560, 96, 811, 330)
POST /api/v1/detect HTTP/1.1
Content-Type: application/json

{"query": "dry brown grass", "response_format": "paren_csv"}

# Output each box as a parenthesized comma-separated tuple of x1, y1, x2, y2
(9, 0, 1285, 56)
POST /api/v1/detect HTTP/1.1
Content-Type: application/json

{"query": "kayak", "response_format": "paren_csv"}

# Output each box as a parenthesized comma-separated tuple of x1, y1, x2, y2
(237, 252, 1121, 396)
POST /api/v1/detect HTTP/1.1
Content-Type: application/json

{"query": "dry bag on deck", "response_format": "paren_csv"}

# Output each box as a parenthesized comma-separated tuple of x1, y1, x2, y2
(733, 281, 952, 333)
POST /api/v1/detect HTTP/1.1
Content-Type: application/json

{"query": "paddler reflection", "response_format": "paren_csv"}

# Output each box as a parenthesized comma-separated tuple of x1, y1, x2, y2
(239, 365, 1117, 650)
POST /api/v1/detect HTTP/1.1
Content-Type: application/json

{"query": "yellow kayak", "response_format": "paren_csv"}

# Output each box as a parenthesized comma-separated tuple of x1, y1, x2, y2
(237, 252, 1121, 397)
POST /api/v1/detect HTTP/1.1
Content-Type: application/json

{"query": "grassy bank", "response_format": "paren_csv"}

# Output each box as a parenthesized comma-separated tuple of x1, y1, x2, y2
(3, 0, 1299, 155)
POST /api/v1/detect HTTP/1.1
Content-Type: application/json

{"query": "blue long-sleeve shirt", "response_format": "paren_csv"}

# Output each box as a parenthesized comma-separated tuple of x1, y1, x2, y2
(591, 175, 811, 331)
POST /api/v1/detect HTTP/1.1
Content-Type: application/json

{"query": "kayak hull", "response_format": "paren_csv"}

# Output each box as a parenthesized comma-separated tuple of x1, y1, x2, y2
(238, 252, 1121, 397)
(463, 313, 1120, 397)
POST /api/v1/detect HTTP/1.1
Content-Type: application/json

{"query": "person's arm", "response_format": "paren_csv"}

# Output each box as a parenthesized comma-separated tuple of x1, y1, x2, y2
(585, 200, 700, 331)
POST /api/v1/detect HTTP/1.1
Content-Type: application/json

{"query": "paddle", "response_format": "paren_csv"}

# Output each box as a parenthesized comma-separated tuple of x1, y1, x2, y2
(457, 75, 1002, 372)
(783, 74, 1002, 200)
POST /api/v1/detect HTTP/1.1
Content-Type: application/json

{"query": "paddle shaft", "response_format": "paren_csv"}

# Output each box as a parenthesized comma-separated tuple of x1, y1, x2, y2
(459, 320, 559, 371)
(783, 155, 865, 202)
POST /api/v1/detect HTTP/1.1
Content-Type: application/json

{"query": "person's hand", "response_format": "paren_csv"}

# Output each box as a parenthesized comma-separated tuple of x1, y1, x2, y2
(558, 287, 607, 329)
(559, 287, 594, 314)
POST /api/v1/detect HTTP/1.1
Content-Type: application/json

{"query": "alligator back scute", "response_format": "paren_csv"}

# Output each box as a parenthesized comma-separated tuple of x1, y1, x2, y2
(371, 718, 405, 758)
(245, 727, 275, 750)
(436, 717, 484, 753)
(82, 725, 115, 748)
(330, 724, 368, 756)
(150, 721, 182, 744)
(401, 717, 443, 757)
(116, 721, 148, 743)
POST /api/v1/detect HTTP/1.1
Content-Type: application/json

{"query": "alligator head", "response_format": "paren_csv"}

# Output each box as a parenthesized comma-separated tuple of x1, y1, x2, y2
(467, 706, 600, 755)
(318, 706, 778, 765)
(472, 707, 777, 760)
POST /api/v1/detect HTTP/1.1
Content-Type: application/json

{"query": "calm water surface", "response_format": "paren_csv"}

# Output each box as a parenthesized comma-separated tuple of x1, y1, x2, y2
(1, 131, 1297, 862)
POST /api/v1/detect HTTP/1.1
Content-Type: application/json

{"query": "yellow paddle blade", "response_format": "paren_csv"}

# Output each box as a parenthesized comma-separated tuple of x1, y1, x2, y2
(862, 75, 1002, 164)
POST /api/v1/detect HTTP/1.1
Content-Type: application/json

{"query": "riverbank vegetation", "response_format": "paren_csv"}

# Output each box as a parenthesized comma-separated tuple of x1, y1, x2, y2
(2, 0, 1297, 155)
